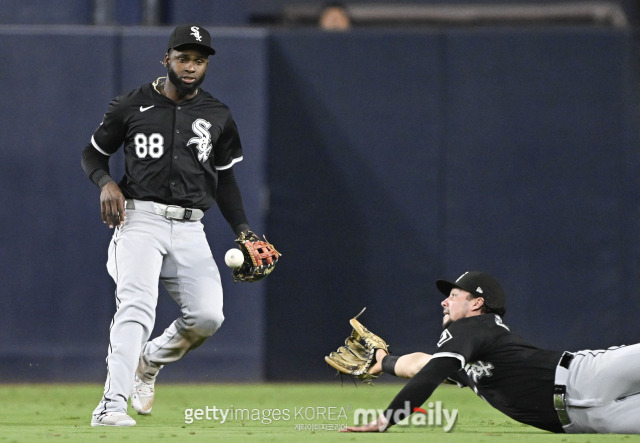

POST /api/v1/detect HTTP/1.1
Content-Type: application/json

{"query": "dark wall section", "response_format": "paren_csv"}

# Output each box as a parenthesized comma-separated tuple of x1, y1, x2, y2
(440, 30, 639, 351)
(0, 27, 120, 381)
(0, 0, 92, 24)
(265, 28, 640, 380)
(265, 30, 446, 380)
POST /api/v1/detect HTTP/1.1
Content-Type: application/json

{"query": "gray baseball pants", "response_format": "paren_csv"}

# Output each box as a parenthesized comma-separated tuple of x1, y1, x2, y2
(559, 344, 640, 433)
(92, 200, 224, 416)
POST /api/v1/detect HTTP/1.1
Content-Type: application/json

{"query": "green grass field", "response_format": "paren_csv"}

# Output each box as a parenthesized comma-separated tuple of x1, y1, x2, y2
(0, 382, 637, 442)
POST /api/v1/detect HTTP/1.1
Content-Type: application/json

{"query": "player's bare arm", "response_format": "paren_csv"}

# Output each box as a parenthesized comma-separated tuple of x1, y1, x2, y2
(394, 352, 432, 378)
(99, 180, 126, 228)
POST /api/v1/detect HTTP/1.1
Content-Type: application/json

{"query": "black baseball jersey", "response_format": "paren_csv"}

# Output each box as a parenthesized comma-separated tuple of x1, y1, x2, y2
(90, 78, 243, 211)
(384, 314, 564, 433)
(436, 315, 563, 432)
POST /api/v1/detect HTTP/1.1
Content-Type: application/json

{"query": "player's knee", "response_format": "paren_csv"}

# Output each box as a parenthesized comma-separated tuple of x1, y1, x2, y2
(192, 310, 224, 337)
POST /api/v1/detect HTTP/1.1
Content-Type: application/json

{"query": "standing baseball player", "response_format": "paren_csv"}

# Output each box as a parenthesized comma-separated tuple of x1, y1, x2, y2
(81, 24, 278, 427)
(327, 271, 640, 434)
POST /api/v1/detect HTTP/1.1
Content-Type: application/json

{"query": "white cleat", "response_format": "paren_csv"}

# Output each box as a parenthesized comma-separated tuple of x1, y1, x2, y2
(91, 412, 136, 427)
(131, 375, 155, 415)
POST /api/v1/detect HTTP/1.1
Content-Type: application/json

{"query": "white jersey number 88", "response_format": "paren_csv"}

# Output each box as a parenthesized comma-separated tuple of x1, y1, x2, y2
(134, 133, 164, 158)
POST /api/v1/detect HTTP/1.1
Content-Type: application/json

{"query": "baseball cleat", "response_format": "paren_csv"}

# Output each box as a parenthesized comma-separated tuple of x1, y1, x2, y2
(91, 412, 136, 427)
(131, 375, 155, 415)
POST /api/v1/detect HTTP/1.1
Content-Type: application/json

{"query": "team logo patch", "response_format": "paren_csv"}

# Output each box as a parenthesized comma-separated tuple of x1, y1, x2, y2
(188, 118, 213, 162)
(437, 329, 453, 347)
(190, 26, 202, 41)
(464, 360, 494, 383)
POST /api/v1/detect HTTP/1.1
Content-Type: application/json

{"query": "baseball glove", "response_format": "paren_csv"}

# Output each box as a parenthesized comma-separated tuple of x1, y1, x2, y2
(232, 231, 280, 283)
(325, 308, 389, 384)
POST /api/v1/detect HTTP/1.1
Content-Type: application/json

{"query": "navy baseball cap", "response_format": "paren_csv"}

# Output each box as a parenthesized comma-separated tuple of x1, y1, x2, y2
(168, 24, 216, 55)
(436, 271, 507, 316)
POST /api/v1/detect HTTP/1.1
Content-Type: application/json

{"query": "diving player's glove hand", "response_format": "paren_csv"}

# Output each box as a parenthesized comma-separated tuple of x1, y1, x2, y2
(325, 308, 389, 384)
(232, 230, 281, 283)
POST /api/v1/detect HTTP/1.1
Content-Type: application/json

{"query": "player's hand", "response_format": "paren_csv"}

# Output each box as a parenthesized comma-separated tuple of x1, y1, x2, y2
(340, 415, 388, 432)
(100, 181, 126, 228)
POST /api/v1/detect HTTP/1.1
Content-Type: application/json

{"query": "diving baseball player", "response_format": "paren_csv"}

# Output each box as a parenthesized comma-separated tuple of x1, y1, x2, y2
(328, 271, 640, 434)
(81, 24, 278, 427)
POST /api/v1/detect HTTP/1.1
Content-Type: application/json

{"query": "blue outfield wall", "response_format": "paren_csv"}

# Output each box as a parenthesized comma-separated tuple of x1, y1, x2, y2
(0, 25, 638, 382)
(265, 29, 446, 380)
(265, 28, 640, 380)
(440, 29, 640, 353)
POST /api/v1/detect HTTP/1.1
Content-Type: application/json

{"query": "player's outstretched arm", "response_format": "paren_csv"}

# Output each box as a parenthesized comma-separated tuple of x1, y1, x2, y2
(342, 357, 460, 433)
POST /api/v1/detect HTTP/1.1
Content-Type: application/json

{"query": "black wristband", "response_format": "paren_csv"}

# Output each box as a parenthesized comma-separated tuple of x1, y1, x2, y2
(381, 355, 400, 376)
(97, 174, 114, 189)
(234, 223, 251, 236)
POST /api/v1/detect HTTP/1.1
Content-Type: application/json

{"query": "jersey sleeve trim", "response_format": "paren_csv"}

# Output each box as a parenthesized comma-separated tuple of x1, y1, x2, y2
(91, 135, 112, 156)
(216, 156, 243, 171)
(445, 377, 465, 387)
(431, 352, 465, 368)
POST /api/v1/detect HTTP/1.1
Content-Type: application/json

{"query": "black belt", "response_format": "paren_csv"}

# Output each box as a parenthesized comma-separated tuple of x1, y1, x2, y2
(554, 352, 575, 427)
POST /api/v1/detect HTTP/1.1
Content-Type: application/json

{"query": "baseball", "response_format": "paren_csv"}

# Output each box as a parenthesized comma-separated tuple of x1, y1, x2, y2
(224, 248, 244, 268)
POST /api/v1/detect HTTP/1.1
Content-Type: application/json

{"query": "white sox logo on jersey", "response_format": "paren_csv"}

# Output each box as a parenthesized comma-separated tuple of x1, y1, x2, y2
(464, 361, 494, 383)
(190, 26, 202, 41)
(188, 119, 213, 162)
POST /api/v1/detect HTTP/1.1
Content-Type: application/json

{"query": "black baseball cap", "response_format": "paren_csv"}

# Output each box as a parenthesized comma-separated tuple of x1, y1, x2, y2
(167, 24, 215, 55)
(436, 271, 507, 316)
